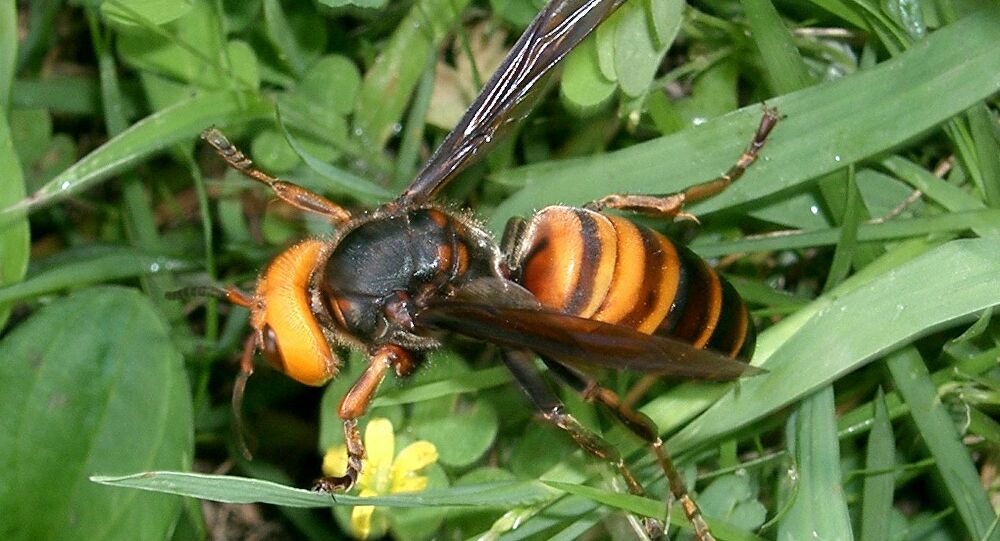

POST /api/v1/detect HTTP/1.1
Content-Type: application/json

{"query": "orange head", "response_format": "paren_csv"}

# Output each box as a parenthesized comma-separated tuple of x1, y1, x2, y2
(250, 239, 340, 386)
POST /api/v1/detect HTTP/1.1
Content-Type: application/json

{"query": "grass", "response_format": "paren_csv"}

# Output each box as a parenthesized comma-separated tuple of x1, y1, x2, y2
(1, 1, 999, 540)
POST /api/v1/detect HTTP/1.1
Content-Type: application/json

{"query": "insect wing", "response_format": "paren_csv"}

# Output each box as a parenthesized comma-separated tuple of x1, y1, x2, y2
(398, 0, 627, 205)
(417, 302, 761, 381)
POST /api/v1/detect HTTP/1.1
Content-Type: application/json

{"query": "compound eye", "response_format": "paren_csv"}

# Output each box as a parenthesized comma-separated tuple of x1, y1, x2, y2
(260, 324, 287, 374)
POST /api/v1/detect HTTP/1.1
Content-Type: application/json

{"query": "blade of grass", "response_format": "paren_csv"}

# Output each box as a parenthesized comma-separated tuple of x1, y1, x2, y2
(666, 238, 1000, 454)
(692, 208, 1000, 257)
(0, 0, 29, 329)
(88, 8, 183, 322)
(545, 481, 768, 541)
(0, 248, 195, 304)
(352, 0, 471, 150)
(859, 388, 895, 541)
(740, 0, 813, 94)
(966, 102, 1000, 207)
(823, 166, 864, 291)
(778, 386, 852, 541)
(91, 472, 557, 509)
(879, 156, 990, 214)
(392, 49, 437, 190)
(837, 345, 1000, 440)
(886, 347, 999, 541)
(0, 90, 272, 225)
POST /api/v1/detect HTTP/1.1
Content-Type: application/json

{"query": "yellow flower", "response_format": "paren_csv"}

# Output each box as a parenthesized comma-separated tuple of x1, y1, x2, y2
(323, 418, 439, 539)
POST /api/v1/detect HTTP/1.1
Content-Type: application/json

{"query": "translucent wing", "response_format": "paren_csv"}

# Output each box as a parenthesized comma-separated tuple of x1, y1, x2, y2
(397, 0, 627, 205)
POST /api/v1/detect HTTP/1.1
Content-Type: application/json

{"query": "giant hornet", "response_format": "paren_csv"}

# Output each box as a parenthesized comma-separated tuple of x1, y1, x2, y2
(176, 0, 778, 539)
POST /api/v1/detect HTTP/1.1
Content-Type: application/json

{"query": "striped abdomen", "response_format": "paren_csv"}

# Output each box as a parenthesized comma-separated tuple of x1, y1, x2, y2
(514, 206, 754, 360)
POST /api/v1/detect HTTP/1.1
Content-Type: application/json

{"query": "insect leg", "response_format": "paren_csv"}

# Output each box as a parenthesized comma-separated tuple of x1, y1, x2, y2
(542, 358, 717, 541)
(501, 349, 664, 538)
(586, 107, 780, 221)
(500, 216, 527, 277)
(313, 344, 413, 492)
(202, 128, 352, 223)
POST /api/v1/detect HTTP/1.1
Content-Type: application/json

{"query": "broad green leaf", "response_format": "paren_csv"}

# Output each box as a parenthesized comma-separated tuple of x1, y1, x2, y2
(0, 90, 272, 224)
(372, 366, 512, 407)
(0, 287, 193, 541)
(10, 108, 55, 174)
(667, 238, 1000, 455)
(613, 0, 682, 98)
(92, 472, 557, 508)
(560, 35, 616, 113)
(489, 9, 1000, 229)
(279, 119, 394, 201)
(489, 0, 542, 27)
(296, 55, 361, 116)
(115, 1, 228, 88)
(698, 475, 767, 532)
(251, 129, 302, 173)
(412, 398, 498, 468)
(100, 0, 194, 28)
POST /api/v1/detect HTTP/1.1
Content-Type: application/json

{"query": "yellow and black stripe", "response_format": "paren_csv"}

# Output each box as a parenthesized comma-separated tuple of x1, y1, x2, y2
(516, 206, 754, 361)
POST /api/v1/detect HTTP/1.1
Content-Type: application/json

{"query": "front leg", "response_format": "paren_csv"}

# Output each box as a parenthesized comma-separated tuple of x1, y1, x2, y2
(313, 344, 413, 492)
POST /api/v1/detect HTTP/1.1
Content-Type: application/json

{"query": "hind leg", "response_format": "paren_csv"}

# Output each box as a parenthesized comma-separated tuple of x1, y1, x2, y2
(586, 107, 780, 223)
(543, 359, 717, 541)
(501, 349, 665, 539)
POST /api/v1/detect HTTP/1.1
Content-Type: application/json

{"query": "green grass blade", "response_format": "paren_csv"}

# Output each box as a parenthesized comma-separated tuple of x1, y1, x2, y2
(0, 0, 15, 109)
(693, 209, 1000, 257)
(879, 156, 989, 213)
(778, 387, 853, 541)
(0, 90, 272, 224)
(0, 0, 29, 329)
(667, 238, 1000, 454)
(352, 0, 471, 150)
(859, 388, 895, 541)
(91, 472, 557, 509)
(489, 9, 1000, 230)
(0, 247, 195, 304)
(967, 102, 1000, 208)
(886, 347, 999, 541)
(278, 117, 394, 201)
(740, 0, 813, 93)
(545, 481, 769, 541)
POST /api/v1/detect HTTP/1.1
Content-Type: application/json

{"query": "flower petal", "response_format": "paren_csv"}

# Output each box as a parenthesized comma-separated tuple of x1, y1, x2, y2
(364, 418, 395, 470)
(394, 441, 438, 472)
(322, 444, 348, 477)
(391, 441, 438, 493)
(351, 505, 375, 540)
(392, 475, 429, 494)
